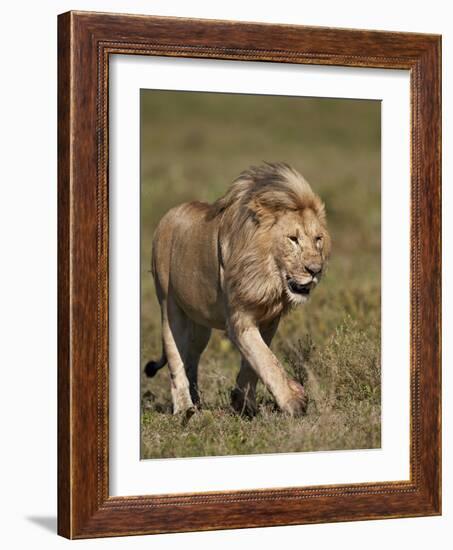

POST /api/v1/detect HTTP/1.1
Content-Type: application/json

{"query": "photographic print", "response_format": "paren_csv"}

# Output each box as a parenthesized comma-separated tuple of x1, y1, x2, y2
(58, 12, 441, 537)
(140, 90, 381, 459)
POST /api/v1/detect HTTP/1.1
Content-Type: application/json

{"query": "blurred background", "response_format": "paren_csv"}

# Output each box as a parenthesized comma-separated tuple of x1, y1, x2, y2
(140, 90, 381, 459)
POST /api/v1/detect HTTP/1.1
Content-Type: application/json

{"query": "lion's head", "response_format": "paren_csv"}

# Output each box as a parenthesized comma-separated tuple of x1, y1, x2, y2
(270, 206, 330, 305)
(208, 163, 331, 319)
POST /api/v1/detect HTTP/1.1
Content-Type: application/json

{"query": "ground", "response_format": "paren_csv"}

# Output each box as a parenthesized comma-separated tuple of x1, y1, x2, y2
(139, 91, 381, 459)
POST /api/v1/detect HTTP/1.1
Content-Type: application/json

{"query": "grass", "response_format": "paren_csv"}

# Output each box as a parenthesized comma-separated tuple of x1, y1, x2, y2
(140, 90, 381, 459)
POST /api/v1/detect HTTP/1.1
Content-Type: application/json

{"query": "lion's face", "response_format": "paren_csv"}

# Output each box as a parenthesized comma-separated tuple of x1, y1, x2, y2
(271, 208, 331, 305)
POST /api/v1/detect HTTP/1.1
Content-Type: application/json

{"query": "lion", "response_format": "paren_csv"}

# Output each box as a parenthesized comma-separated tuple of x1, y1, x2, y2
(144, 162, 331, 417)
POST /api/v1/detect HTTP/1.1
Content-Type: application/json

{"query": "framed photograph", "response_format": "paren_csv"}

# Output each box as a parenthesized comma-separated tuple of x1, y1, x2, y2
(58, 11, 441, 538)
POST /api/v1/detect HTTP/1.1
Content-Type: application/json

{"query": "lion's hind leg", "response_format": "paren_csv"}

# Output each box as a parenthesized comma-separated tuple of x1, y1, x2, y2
(185, 322, 211, 407)
(159, 295, 194, 415)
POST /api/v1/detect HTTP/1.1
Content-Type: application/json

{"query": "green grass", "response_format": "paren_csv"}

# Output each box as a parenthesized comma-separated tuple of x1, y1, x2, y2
(140, 90, 381, 459)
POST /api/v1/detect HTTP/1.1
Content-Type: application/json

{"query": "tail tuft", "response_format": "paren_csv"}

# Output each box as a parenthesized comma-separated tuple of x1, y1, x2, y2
(144, 361, 161, 378)
(144, 352, 167, 378)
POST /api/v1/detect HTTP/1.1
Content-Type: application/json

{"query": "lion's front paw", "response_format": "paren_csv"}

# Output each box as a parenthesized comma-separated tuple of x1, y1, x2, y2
(231, 387, 257, 418)
(283, 380, 308, 416)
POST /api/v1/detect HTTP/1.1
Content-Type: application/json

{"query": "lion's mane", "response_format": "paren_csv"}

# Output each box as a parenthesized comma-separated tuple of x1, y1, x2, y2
(206, 162, 329, 323)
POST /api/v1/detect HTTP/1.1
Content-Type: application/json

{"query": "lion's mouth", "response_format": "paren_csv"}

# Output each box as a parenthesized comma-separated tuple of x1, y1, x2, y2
(287, 278, 313, 296)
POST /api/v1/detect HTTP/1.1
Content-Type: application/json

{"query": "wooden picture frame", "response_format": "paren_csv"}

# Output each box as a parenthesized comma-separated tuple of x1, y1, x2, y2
(58, 10, 441, 539)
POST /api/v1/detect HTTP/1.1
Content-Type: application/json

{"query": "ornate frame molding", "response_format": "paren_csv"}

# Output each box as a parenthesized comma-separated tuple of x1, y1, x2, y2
(58, 11, 441, 538)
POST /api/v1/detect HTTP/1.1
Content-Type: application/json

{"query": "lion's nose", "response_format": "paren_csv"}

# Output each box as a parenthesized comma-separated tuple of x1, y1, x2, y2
(306, 263, 322, 276)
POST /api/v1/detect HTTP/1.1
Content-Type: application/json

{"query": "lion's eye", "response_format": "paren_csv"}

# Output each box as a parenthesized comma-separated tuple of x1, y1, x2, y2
(288, 236, 299, 244)
(315, 236, 323, 249)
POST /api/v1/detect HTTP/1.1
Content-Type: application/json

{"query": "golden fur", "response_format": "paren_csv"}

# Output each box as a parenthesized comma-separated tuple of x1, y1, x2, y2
(145, 163, 331, 417)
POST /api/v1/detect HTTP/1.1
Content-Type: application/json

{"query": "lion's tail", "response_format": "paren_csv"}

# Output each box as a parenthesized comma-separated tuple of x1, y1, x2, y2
(144, 350, 167, 378)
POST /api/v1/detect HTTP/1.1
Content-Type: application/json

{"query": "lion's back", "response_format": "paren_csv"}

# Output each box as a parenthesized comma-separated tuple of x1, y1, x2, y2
(151, 202, 222, 316)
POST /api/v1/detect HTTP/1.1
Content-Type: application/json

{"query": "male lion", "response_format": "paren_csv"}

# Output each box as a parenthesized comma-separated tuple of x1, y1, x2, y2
(144, 162, 331, 417)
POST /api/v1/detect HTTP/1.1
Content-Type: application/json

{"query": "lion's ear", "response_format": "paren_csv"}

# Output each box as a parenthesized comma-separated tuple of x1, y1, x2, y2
(247, 198, 276, 226)
(315, 200, 327, 225)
